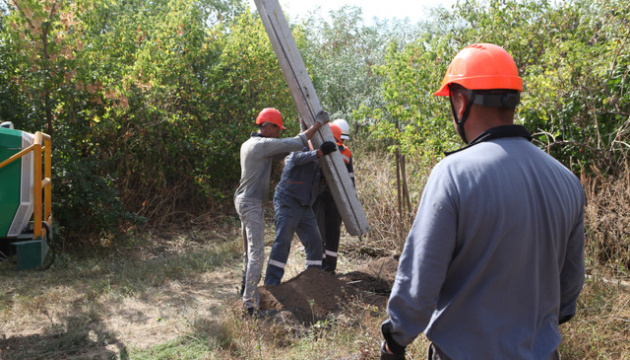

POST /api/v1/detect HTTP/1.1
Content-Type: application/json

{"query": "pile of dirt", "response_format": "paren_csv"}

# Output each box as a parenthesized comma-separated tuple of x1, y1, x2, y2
(339, 256, 399, 294)
(258, 257, 399, 324)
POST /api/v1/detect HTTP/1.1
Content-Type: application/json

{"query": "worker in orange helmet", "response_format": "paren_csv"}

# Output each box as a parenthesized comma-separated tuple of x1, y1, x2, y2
(380, 44, 585, 359)
(313, 122, 354, 274)
(235, 107, 331, 318)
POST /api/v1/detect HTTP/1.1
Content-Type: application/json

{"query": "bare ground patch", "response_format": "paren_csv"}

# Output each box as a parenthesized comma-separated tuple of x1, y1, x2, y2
(0, 231, 396, 359)
(0, 232, 244, 359)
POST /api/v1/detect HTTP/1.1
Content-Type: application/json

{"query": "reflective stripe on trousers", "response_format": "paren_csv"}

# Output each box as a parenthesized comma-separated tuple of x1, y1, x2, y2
(264, 196, 323, 285)
(314, 189, 341, 272)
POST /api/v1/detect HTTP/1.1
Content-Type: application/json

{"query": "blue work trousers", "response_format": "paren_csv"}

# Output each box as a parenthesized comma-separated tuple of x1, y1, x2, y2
(264, 195, 323, 285)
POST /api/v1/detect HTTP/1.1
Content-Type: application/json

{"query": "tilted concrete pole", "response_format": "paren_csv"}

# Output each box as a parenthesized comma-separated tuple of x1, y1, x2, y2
(253, 0, 370, 236)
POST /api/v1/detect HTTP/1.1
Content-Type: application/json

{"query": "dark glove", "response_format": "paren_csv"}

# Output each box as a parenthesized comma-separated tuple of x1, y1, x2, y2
(315, 110, 330, 125)
(319, 141, 337, 155)
(381, 341, 405, 360)
(381, 322, 406, 360)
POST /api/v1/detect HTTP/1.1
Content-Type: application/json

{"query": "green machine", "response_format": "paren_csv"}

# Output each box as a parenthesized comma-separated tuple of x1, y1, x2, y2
(0, 122, 53, 270)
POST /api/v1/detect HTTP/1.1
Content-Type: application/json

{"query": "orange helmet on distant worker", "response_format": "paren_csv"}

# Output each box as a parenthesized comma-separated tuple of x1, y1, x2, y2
(329, 123, 342, 142)
(255, 108, 285, 129)
(434, 43, 522, 96)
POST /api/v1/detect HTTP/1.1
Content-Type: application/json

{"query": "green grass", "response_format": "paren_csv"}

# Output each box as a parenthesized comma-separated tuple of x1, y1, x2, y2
(131, 337, 215, 360)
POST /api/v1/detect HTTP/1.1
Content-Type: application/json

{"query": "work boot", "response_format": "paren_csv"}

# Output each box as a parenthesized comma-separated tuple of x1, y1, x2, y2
(323, 256, 337, 273)
(243, 307, 277, 319)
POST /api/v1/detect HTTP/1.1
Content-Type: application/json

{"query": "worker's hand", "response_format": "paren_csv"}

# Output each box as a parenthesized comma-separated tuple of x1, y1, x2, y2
(319, 141, 337, 155)
(380, 322, 406, 360)
(380, 341, 405, 360)
(315, 110, 330, 126)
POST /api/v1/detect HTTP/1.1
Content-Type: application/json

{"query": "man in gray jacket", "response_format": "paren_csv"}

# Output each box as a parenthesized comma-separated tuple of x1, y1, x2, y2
(264, 140, 337, 285)
(235, 107, 329, 318)
(380, 44, 585, 360)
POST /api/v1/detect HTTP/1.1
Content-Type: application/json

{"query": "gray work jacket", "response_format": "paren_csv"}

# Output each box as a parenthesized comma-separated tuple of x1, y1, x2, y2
(384, 126, 585, 360)
(234, 132, 307, 201)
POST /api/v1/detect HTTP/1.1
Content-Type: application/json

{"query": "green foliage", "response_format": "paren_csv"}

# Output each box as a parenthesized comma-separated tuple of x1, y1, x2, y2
(372, 35, 459, 159)
(304, 6, 385, 114)
(302, 6, 423, 145)
(448, 0, 630, 174)
(0, 0, 306, 243)
(368, 0, 630, 175)
(0, 19, 27, 125)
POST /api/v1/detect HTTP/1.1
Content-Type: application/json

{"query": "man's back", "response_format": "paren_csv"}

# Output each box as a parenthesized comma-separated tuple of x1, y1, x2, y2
(234, 134, 305, 201)
(389, 136, 585, 359)
(274, 149, 321, 207)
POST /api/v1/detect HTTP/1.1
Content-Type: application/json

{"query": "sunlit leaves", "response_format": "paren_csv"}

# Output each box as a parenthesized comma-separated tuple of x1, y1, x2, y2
(376, 0, 630, 174)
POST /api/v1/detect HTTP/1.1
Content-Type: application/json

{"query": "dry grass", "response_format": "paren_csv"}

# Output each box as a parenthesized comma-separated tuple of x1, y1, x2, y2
(0, 227, 243, 360)
(560, 275, 630, 360)
(558, 162, 630, 360)
(582, 161, 630, 277)
(204, 148, 630, 359)
(353, 149, 432, 252)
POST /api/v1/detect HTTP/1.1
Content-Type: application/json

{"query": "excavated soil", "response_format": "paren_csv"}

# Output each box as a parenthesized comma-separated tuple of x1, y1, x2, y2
(258, 257, 398, 324)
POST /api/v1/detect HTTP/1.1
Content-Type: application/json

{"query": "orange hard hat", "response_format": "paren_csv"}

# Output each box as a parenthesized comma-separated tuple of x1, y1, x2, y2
(434, 43, 522, 96)
(329, 123, 342, 142)
(255, 108, 285, 129)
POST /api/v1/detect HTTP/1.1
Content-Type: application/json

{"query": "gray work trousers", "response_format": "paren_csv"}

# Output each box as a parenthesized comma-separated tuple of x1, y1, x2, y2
(235, 195, 264, 309)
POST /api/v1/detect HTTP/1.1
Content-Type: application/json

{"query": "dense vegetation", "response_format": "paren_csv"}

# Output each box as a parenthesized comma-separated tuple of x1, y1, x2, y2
(1, 0, 628, 269)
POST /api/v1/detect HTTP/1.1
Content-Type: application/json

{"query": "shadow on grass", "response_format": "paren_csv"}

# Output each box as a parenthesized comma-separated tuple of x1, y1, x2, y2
(0, 231, 241, 300)
(0, 308, 128, 360)
(0, 232, 243, 359)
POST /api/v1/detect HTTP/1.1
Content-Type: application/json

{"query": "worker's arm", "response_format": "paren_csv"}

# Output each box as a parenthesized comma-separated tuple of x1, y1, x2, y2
(559, 197, 586, 324)
(382, 164, 457, 353)
(288, 141, 336, 167)
(290, 149, 318, 165)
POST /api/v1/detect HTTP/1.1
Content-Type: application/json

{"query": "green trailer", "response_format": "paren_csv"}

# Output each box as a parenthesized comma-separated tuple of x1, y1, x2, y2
(0, 124, 53, 270)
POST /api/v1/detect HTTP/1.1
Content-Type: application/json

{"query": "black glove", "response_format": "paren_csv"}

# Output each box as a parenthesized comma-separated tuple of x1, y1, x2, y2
(319, 141, 337, 155)
(381, 341, 405, 360)
(315, 110, 330, 125)
(381, 322, 406, 360)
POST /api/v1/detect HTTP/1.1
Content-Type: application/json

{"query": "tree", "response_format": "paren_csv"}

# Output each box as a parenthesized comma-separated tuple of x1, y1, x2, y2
(371, 0, 630, 174)
(302, 6, 423, 141)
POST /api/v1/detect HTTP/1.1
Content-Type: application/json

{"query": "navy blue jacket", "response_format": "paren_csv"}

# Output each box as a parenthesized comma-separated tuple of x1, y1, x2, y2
(274, 147, 321, 207)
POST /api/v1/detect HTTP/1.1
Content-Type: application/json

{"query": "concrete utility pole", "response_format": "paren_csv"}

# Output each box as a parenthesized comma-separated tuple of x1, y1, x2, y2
(253, 0, 370, 236)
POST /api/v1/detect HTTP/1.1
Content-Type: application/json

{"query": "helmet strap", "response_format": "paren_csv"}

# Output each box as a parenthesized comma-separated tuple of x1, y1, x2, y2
(449, 87, 476, 144)
(472, 92, 520, 108)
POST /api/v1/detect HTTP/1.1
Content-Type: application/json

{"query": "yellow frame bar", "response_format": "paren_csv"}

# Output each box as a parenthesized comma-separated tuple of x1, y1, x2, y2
(0, 131, 52, 239)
